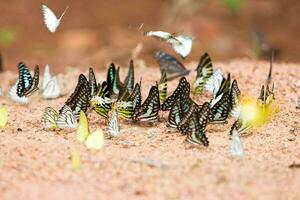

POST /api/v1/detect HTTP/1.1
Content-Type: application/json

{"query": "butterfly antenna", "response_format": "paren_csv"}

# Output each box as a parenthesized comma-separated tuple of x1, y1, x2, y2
(59, 6, 69, 20)
(267, 50, 274, 86)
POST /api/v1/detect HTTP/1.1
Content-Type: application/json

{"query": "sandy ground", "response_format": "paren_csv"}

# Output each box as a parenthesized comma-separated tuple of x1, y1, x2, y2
(0, 60, 300, 200)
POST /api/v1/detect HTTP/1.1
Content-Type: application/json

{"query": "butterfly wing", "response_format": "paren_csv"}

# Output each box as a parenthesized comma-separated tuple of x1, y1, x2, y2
(76, 110, 89, 143)
(17, 62, 33, 97)
(42, 64, 51, 91)
(161, 77, 190, 111)
(115, 89, 133, 120)
(210, 90, 232, 123)
(108, 109, 120, 137)
(167, 99, 183, 128)
(42, 107, 59, 129)
(91, 81, 111, 118)
(89, 67, 98, 97)
(193, 53, 213, 95)
(133, 85, 160, 122)
(297, 97, 300, 109)
(170, 35, 193, 58)
(124, 60, 135, 92)
(0, 106, 8, 128)
(154, 50, 190, 81)
(42, 5, 60, 32)
(144, 31, 172, 41)
(130, 82, 142, 112)
(158, 70, 167, 103)
(57, 105, 78, 129)
(42, 76, 60, 99)
(85, 130, 104, 150)
(9, 81, 30, 104)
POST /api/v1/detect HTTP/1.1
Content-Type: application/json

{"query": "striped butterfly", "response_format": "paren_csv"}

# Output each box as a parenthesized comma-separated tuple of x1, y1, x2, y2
(158, 70, 167, 103)
(17, 62, 39, 97)
(56, 105, 78, 129)
(41, 5, 68, 33)
(42, 76, 61, 99)
(90, 81, 111, 118)
(167, 98, 183, 128)
(106, 63, 124, 98)
(161, 77, 190, 111)
(133, 85, 160, 122)
(181, 102, 211, 146)
(145, 31, 193, 59)
(108, 108, 120, 138)
(115, 89, 133, 120)
(124, 60, 135, 92)
(210, 89, 232, 123)
(130, 82, 142, 113)
(64, 74, 91, 118)
(193, 53, 213, 95)
(230, 80, 241, 110)
(89, 67, 98, 97)
(154, 51, 190, 81)
(42, 107, 60, 129)
(257, 84, 275, 108)
(204, 69, 224, 98)
(214, 73, 231, 100)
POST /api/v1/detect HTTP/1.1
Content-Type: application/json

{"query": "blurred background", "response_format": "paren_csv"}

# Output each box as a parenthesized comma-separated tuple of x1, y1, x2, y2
(0, 0, 299, 72)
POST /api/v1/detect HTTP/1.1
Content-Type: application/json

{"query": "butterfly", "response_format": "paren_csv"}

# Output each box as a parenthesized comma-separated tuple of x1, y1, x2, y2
(214, 73, 231, 100)
(106, 63, 124, 98)
(180, 102, 211, 146)
(144, 31, 193, 58)
(17, 62, 39, 97)
(167, 98, 183, 128)
(204, 69, 224, 98)
(230, 125, 244, 157)
(161, 77, 190, 111)
(108, 108, 120, 138)
(56, 105, 78, 129)
(41, 4, 68, 33)
(0, 106, 8, 128)
(210, 89, 232, 123)
(230, 80, 241, 110)
(115, 89, 133, 120)
(158, 70, 167, 103)
(89, 67, 98, 97)
(257, 84, 274, 108)
(64, 74, 91, 117)
(85, 129, 105, 150)
(124, 60, 135, 92)
(193, 53, 214, 95)
(90, 81, 111, 118)
(0, 86, 2, 96)
(133, 85, 160, 122)
(297, 97, 300, 109)
(76, 110, 89, 143)
(42, 107, 60, 129)
(9, 81, 30, 104)
(154, 51, 190, 81)
(129, 82, 142, 113)
(42, 65, 61, 99)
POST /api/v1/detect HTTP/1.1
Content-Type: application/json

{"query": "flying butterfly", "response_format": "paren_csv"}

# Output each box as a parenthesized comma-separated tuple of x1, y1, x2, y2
(108, 108, 121, 138)
(161, 77, 190, 111)
(193, 53, 213, 95)
(154, 51, 190, 81)
(17, 62, 39, 97)
(133, 85, 160, 122)
(144, 31, 193, 59)
(158, 70, 167, 103)
(129, 81, 142, 113)
(41, 4, 68, 33)
(124, 60, 135, 92)
(64, 74, 91, 117)
(89, 67, 98, 97)
(90, 81, 111, 118)
(56, 105, 78, 129)
(42, 107, 59, 129)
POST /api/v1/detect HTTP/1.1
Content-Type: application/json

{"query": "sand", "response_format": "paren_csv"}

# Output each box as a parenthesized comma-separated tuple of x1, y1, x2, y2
(0, 60, 300, 200)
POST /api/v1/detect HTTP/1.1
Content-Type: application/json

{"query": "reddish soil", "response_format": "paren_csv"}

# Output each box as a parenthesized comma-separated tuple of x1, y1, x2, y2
(0, 60, 300, 199)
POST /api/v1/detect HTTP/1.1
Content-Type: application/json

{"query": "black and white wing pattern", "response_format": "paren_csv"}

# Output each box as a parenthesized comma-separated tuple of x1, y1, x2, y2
(210, 90, 232, 123)
(230, 80, 241, 109)
(124, 60, 135, 92)
(193, 53, 213, 95)
(17, 63, 39, 97)
(57, 105, 78, 129)
(158, 70, 167, 103)
(64, 74, 91, 118)
(115, 89, 133, 120)
(89, 67, 98, 97)
(133, 85, 160, 122)
(167, 99, 183, 128)
(42, 107, 59, 129)
(161, 77, 190, 111)
(154, 50, 190, 81)
(90, 81, 111, 118)
(214, 73, 231, 99)
(129, 82, 142, 112)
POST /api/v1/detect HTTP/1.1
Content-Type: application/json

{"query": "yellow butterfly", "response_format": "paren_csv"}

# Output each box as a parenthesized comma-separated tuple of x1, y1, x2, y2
(71, 149, 81, 172)
(75, 111, 104, 150)
(0, 106, 8, 128)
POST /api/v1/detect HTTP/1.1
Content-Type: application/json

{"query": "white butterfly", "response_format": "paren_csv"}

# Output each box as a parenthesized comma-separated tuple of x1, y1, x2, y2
(42, 5, 68, 33)
(144, 31, 193, 58)
(42, 65, 61, 99)
(205, 69, 224, 98)
(9, 81, 29, 104)
(230, 127, 244, 157)
(56, 105, 78, 129)
(108, 109, 120, 138)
